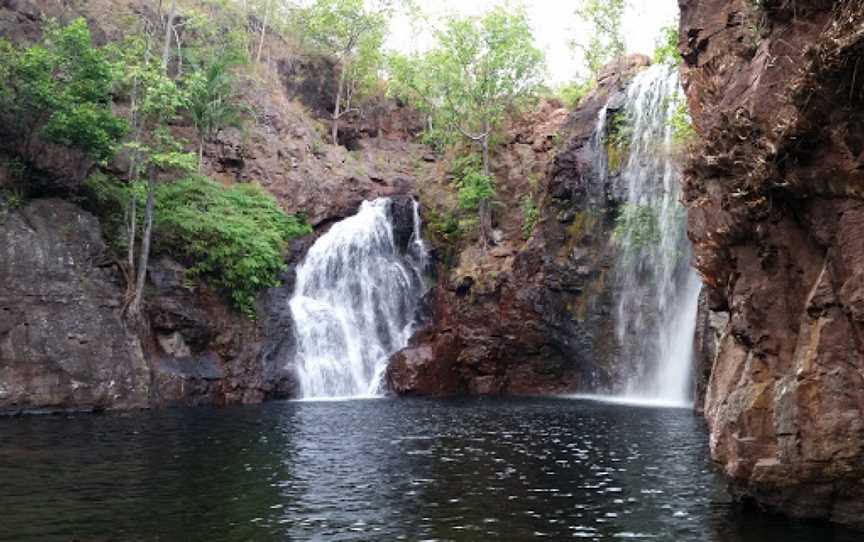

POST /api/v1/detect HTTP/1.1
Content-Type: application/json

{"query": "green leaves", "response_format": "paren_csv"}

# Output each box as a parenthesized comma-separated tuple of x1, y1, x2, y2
(388, 4, 545, 145)
(613, 203, 661, 248)
(154, 177, 311, 317)
(573, 0, 626, 81)
(653, 24, 681, 66)
(457, 170, 495, 212)
(185, 57, 245, 146)
(0, 18, 127, 160)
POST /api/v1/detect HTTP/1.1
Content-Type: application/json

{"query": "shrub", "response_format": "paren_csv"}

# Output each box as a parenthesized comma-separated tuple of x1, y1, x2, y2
(153, 177, 311, 317)
(653, 24, 681, 66)
(84, 174, 311, 317)
(520, 195, 540, 239)
(669, 95, 696, 145)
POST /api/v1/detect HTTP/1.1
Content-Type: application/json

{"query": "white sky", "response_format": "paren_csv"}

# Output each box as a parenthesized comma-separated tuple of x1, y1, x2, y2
(387, 0, 680, 85)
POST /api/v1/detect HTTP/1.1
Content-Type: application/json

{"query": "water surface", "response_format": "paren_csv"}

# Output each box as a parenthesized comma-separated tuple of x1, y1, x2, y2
(0, 398, 855, 541)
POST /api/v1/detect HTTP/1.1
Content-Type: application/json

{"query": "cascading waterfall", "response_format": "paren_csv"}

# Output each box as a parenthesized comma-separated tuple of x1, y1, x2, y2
(288, 198, 428, 399)
(607, 64, 702, 406)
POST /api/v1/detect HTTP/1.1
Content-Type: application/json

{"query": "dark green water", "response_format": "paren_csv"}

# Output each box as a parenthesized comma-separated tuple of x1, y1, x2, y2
(0, 397, 857, 541)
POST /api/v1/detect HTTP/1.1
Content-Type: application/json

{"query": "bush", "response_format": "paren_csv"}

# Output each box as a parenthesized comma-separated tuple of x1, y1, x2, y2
(653, 24, 681, 66)
(84, 174, 311, 317)
(668, 95, 696, 145)
(154, 177, 311, 317)
(520, 195, 539, 239)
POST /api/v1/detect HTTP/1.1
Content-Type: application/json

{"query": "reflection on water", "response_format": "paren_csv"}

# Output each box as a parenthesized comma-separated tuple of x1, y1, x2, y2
(0, 398, 856, 541)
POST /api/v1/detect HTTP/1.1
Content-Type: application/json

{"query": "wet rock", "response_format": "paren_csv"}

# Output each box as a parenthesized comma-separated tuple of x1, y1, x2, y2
(682, 0, 864, 528)
(0, 199, 150, 414)
(387, 58, 649, 397)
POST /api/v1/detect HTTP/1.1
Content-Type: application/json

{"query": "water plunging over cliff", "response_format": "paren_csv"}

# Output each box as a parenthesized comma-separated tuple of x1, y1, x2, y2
(606, 64, 702, 406)
(289, 198, 428, 399)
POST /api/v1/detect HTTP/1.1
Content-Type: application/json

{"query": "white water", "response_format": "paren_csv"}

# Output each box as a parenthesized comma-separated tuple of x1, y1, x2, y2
(606, 64, 702, 406)
(289, 198, 428, 399)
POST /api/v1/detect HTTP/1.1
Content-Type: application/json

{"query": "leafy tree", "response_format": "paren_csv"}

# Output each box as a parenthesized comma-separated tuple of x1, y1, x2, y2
(554, 80, 592, 109)
(108, 28, 196, 320)
(302, 0, 391, 145)
(389, 4, 545, 246)
(653, 24, 681, 65)
(0, 18, 127, 162)
(573, 0, 626, 81)
(185, 58, 245, 170)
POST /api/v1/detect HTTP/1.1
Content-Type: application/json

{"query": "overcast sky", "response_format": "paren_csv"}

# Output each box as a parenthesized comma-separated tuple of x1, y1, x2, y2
(387, 0, 680, 84)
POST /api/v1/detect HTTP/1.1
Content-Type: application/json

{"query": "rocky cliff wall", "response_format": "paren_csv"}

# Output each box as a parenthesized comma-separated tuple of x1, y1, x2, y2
(387, 56, 652, 396)
(680, 0, 864, 528)
(0, 0, 424, 413)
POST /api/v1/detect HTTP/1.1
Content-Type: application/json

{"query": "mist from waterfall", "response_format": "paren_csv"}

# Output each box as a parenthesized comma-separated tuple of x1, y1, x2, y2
(607, 64, 702, 407)
(288, 198, 428, 399)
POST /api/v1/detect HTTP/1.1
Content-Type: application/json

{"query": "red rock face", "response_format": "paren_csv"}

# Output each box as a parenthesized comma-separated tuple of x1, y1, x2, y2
(386, 56, 653, 397)
(681, 0, 864, 528)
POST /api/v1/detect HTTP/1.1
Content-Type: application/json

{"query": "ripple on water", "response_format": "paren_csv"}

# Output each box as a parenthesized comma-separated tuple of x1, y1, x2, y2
(0, 397, 857, 542)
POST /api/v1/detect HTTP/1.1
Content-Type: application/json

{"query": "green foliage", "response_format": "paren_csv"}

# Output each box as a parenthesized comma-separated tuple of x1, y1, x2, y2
(424, 206, 462, 245)
(449, 153, 496, 212)
(668, 95, 696, 145)
(457, 169, 495, 212)
(613, 203, 661, 248)
(153, 177, 311, 317)
(388, 4, 545, 149)
(520, 195, 540, 239)
(0, 18, 127, 160)
(653, 24, 681, 66)
(605, 110, 632, 171)
(185, 56, 246, 151)
(85, 173, 311, 317)
(554, 80, 593, 109)
(302, 0, 391, 103)
(573, 0, 626, 81)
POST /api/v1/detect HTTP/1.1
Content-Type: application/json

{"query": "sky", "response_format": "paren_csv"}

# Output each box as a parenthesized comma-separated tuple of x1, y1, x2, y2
(387, 0, 680, 85)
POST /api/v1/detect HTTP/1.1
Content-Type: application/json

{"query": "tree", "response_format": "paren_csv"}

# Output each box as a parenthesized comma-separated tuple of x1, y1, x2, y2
(109, 27, 196, 320)
(302, 0, 391, 145)
(0, 18, 127, 162)
(573, 0, 626, 81)
(389, 4, 545, 246)
(185, 57, 245, 171)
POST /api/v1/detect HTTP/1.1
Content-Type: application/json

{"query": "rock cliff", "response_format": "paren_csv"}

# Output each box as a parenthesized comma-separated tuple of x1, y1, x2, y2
(681, 0, 864, 528)
(387, 56, 652, 396)
(0, 0, 422, 413)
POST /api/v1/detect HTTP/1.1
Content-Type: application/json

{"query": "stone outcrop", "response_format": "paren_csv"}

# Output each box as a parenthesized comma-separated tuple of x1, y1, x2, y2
(681, 0, 864, 528)
(0, 0, 425, 413)
(387, 56, 652, 396)
(0, 198, 302, 414)
(0, 199, 148, 413)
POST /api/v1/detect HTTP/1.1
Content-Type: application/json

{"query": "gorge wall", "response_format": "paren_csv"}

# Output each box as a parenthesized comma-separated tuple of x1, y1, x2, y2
(681, 0, 864, 528)
(0, 0, 423, 413)
(387, 57, 652, 396)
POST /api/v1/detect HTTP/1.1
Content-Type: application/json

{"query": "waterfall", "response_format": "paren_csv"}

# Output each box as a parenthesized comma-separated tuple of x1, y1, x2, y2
(608, 64, 702, 406)
(288, 198, 428, 399)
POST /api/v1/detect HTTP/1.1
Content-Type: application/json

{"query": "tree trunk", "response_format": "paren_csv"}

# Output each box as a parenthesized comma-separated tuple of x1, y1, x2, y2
(256, 0, 270, 66)
(331, 64, 346, 146)
(128, 169, 154, 319)
(126, 195, 136, 275)
(161, 0, 176, 72)
(479, 131, 492, 249)
(198, 137, 205, 173)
